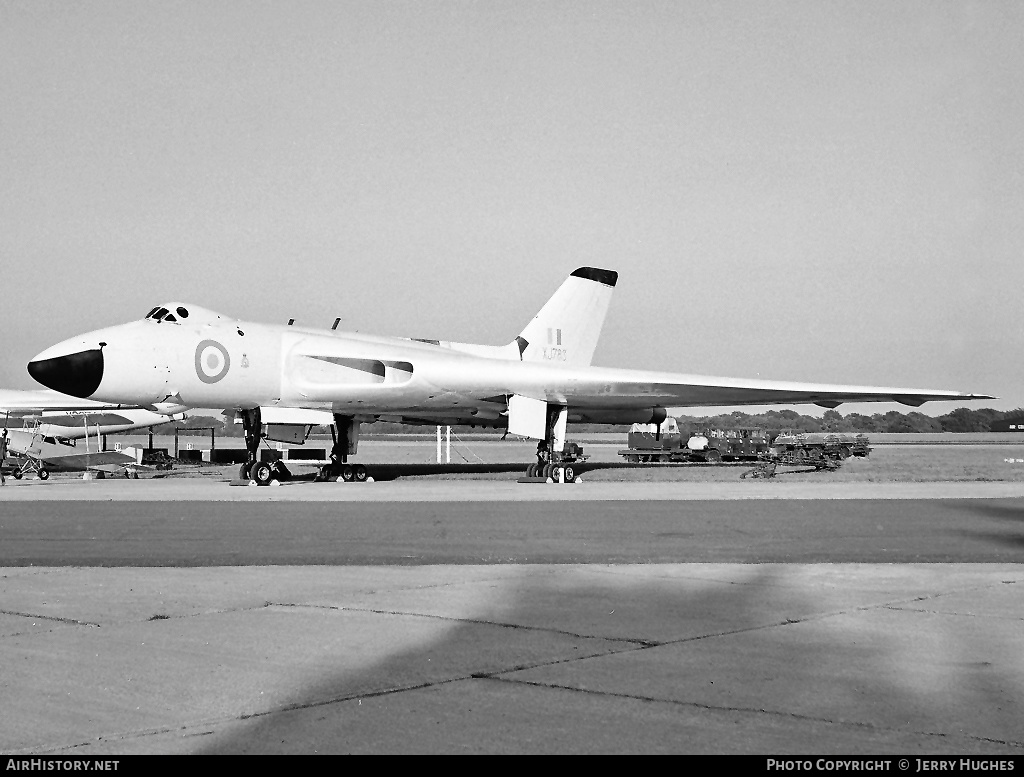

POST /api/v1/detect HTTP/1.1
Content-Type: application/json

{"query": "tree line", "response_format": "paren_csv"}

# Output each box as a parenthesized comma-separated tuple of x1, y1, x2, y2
(674, 407, 1019, 435)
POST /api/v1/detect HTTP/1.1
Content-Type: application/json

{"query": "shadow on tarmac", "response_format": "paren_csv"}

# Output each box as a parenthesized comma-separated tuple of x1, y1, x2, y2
(941, 500, 1024, 551)
(281, 460, 749, 482)
(193, 565, 1021, 754)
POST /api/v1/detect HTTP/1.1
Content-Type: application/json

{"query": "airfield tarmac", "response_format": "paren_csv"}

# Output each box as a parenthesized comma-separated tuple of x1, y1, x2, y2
(1, 453, 1023, 754)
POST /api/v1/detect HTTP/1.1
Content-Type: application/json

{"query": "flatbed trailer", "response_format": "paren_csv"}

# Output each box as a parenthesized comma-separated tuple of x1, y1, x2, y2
(620, 420, 770, 464)
(740, 432, 872, 478)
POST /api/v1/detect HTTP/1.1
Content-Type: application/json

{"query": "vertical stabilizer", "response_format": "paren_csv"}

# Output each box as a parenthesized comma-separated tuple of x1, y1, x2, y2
(514, 267, 617, 367)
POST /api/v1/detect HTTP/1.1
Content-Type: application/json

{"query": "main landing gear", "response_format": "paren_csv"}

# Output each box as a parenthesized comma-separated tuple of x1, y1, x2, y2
(522, 405, 587, 484)
(313, 413, 372, 484)
(236, 409, 372, 486)
(318, 462, 369, 483)
(525, 442, 585, 483)
(8, 459, 48, 481)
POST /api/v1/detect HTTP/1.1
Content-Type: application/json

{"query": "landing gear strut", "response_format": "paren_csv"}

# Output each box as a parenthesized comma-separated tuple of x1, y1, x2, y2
(235, 407, 372, 485)
(238, 407, 262, 482)
(523, 405, 585, 483)
(314, 414, 371, 483)
(525, 447, 578, 483)
(237, 408, 296, 485)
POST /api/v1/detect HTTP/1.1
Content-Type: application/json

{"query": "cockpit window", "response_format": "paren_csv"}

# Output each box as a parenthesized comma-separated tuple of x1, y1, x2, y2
(146, 302, 217, 325)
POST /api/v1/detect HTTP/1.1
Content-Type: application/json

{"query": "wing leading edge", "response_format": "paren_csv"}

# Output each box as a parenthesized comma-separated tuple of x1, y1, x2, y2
(546, 367, 995, 410)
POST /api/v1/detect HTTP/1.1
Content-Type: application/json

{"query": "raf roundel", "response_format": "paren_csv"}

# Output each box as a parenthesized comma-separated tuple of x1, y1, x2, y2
(194, 340, 231, 384)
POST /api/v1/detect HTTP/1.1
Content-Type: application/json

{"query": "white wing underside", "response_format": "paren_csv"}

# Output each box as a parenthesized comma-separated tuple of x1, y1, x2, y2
(0, 389, 140, 416)
(542, 367, 988, 409)
(0, 390, 180, 443)
(305, 364, 992, 426)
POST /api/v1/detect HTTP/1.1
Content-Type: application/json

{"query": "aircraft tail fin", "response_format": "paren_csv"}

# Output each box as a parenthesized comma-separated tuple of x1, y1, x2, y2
(513, 267, 617, 366)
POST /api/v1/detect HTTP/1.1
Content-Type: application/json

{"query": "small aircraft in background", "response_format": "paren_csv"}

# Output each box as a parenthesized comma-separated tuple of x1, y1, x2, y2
(0, 389, 185, 480)
(25, 267, 994, 485)
(2, 427, 144, 480)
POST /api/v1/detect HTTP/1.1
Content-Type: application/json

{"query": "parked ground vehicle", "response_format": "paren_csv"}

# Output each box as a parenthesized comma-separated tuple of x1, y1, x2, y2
(619, 419, 770, 463)
(740, 431, 872, 478)
(772, 431, 871, 459)
(141, 448, 175, 470)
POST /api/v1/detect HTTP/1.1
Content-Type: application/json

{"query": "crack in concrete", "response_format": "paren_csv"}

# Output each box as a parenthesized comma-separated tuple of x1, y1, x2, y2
(0, 609, 101, 628)
(16, 599, 1024, 755)
(486, 676, 1024, 750)
(22, 652, 1024, 755)
(884, 605, 1024, 621)
(19, 675, 493, 753)
(266, 601, 657, 646)
(8, 577, 1021, 753)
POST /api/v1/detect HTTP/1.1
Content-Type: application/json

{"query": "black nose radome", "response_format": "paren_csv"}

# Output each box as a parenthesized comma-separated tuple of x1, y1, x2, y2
(27, 349, 104, 398)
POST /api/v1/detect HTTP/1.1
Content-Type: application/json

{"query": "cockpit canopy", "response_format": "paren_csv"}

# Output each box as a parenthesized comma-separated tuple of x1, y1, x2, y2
(145, 305, 189, 323)
(143, 303, 227, 325)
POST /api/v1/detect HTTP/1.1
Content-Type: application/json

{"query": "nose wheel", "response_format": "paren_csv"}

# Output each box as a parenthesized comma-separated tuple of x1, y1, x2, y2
(243, 459, 292, 486)
(250, 462, 274, 486)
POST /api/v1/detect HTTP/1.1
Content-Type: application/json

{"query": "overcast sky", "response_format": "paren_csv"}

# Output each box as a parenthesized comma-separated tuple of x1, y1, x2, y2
(2, 1, 1020, 416)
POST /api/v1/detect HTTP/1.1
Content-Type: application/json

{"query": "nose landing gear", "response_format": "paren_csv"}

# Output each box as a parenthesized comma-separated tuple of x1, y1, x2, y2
(245, 459, 292, 486)
(238, 407, 290, 486)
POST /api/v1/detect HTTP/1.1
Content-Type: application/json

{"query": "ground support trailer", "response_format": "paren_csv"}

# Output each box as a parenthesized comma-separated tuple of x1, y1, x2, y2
(620, 421, 770, 464)
(740, 432, 871, 478)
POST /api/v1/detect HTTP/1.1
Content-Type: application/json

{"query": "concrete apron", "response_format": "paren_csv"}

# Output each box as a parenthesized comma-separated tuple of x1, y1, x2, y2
(3, 479, 1024, 502)
(1, 564, 1022, 754)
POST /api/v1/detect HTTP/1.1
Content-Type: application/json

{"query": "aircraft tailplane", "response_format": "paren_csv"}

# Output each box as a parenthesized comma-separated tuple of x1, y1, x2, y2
(513, 267, 617, 367)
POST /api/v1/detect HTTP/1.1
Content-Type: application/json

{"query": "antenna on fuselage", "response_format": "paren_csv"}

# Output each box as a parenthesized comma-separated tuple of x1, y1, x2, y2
(287, 319, 294, 326)
(332, 318, 341, 331)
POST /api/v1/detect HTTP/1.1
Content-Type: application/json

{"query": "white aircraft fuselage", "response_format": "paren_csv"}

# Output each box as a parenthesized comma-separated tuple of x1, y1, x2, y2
(28, 308, 680, 424)
(26, 268, 993, 484)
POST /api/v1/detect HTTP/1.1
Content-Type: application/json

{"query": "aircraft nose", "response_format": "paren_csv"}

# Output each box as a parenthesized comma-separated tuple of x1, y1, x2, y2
(27, 348, 104, 398)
